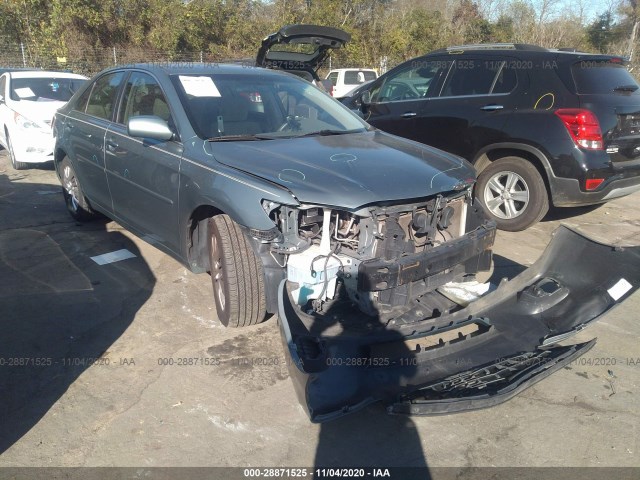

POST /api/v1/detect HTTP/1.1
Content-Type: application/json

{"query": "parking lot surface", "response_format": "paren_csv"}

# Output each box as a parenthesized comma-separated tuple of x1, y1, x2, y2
(0, 150, 639, 470)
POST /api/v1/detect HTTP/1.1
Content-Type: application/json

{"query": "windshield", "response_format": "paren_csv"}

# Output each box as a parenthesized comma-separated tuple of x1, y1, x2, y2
(171, 72, 368, 140)
(10, 77, 85, 102)
(571, 61, 640, 95)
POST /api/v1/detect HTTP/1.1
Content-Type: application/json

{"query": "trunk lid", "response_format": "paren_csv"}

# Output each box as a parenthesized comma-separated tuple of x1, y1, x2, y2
(256, 24, 351, 76)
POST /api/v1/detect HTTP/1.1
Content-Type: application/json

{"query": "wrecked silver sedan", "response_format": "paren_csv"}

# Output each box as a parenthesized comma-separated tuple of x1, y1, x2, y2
(53, 63, 640, 422)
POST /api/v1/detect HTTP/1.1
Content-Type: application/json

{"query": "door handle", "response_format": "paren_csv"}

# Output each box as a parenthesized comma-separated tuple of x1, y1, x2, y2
(481, 104, 504, 111)
(106, 140, 119, 152)
(401, 112, 417, 118)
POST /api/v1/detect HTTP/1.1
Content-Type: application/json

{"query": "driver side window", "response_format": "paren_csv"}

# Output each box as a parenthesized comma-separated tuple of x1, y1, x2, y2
(118, 72, 171, 125)
(371, 61, 446, 103)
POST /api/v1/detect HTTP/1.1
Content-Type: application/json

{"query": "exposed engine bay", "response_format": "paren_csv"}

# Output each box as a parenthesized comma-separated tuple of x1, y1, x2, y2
(254, 189, 640, 423)
(263, 188, 495, 324)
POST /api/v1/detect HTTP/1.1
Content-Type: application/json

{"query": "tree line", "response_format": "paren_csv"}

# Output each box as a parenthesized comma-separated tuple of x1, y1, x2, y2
(0, 0, 638, 75)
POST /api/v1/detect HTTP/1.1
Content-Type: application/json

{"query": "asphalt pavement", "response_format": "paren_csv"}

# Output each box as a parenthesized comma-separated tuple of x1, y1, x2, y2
(0, 150, 638, 474)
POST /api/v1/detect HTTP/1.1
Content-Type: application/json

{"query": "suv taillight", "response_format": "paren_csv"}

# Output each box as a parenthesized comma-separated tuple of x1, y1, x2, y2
(555, 109, 603, 150)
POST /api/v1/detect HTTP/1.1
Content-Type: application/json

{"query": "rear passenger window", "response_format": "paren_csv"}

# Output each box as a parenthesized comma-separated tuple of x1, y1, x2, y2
(118, 72, 171, 124)
(441, 62, 499, 96)
(492, 66, 517, 94)
(86, 72, 124, 120)
(440, 61, 516, 96)
(74, 86, 93, 113)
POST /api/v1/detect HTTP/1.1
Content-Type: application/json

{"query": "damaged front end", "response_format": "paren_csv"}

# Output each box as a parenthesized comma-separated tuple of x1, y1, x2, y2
(264, 190, 640, 421)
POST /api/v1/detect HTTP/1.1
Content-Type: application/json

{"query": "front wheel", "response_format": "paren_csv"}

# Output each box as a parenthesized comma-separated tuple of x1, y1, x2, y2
(476, 156, 549, 231)
(6, 132, 28, 170)
(208, 215, 267, 328)
(60, 158, 96, 221)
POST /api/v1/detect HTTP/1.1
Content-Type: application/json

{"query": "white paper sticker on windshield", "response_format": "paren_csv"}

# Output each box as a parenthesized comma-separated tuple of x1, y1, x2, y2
(608, 278, 632, 301)
(14, 87, 35, 98)
(179, 75, 220, 97)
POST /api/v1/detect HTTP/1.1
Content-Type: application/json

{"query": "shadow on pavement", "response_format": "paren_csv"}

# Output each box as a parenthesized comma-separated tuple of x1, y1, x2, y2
(314, 405, 430, 477)
(541, 204, 604, 222)
(487, 254, 527, 285)
(0, 173, 155, 454)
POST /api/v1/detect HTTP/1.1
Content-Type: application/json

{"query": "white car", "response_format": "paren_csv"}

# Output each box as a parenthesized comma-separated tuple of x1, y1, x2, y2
(0, 70, 87, 169)
(325, 68, 378, 98)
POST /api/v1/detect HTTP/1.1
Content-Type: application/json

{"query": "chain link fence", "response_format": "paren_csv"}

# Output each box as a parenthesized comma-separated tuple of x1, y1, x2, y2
(1, 43, 390, 78)
(1, 43, 241, 76)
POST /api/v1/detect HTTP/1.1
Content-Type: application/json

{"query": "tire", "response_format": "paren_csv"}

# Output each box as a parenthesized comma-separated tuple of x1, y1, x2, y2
(208, 215, 267, 328)
(60, 157, 96, 221)
(6, 131, 28, 170)
(476, 156, 549, 231)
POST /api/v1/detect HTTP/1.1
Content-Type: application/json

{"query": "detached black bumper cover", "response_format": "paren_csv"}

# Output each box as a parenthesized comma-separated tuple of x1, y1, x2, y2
(277, 226, 640, 422)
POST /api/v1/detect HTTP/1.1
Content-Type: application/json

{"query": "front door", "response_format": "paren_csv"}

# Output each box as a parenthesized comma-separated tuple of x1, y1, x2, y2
(105, 71, 182, 254)
(364, 59, 448, 142)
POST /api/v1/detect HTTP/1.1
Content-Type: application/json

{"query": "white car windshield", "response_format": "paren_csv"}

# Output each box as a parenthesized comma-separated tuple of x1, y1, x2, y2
(10, 77, 85, 102)
(171, 72, 368, 140)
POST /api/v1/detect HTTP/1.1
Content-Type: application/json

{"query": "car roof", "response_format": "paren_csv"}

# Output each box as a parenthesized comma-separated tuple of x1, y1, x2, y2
(99, 62, 294, 77)
(426, 44, 626, 62)
(329, 68, 377, 72)
(8, 70, 87, 79)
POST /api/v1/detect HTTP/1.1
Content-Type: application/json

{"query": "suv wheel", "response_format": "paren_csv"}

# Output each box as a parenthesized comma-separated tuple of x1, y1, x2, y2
(208, 215, 266, 328)
(60, 158, 96, 221)
(476, 156, 549, 231)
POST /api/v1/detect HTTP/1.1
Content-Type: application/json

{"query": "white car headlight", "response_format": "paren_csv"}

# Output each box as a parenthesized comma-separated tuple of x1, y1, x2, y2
(13, 112, 42, 130)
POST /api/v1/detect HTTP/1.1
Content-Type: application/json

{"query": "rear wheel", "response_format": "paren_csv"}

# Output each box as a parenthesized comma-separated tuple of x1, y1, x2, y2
(60, 158, 96, 221)
(6, 132, 28, 170)
(208, 215, 266, 328)
(476, 156, 549, 231)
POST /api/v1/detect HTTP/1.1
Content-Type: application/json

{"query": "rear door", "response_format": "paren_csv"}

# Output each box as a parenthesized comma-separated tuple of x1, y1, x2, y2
(105, 71, 182, 254)
(67, 71, 126, 213)
(421, 56, 517, 159)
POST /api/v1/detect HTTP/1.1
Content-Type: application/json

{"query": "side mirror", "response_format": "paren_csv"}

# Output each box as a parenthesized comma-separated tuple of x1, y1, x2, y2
(361, 90, 371, 106)
(127, 115, 173, 141)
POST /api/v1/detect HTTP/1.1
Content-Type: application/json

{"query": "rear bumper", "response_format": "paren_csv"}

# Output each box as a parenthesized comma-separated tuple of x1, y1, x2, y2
(551, 165, 640, 206)
(277, 226, 640, 422)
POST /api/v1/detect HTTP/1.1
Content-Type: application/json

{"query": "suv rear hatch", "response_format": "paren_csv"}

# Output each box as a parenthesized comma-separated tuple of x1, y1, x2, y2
(256, 24, 351, 79)
(571, 57, 640, 162)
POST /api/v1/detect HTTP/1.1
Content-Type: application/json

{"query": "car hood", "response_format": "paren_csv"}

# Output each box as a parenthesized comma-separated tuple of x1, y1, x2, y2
(211, 131, 476, 209)
(13, 100, 65, 127)
(256, 24, 351, 73)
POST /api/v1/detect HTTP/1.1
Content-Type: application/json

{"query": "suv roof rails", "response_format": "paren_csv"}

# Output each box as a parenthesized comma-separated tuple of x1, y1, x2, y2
(442, 43, 547, 52)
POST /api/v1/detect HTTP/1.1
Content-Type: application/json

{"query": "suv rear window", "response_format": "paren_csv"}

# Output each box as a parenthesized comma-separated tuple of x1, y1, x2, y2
(571, 61, 639, 94)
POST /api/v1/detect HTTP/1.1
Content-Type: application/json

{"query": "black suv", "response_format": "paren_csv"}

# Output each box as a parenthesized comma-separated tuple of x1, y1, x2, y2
(343, 44, 640, 230)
